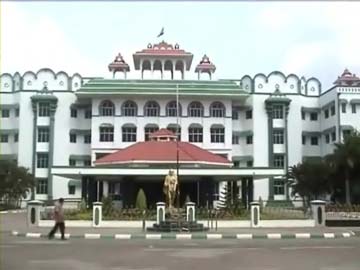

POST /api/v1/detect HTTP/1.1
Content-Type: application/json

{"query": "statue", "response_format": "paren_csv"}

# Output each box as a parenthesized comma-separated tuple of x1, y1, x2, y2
(163, 169, 178, 209)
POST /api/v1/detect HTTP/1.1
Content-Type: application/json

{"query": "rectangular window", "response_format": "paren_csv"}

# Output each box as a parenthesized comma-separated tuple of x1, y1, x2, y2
(189, 128, 203, 143)
(122, 127, 137, 142)
(1, 109, 10, 118)
(272, 105, 284, 119)
(274, 155, 285, 168)
(37, 153, 49, 168)
(36, 179, 48, 194)
(232, 110, 239, 120)
(351, 104, 356, 114)
(232, 134, 240, 144)
(84, 160, 91, 167)
(325, 134, 330, 144)
(38, 127, 50, 142)
(1, 134, 9, 143)
(100, 127, 114, 142)
(15, 108, 19, 117)
(84, 134, 91, 144)
(310, 136, 319, 146)
(210, 127, 225, 143)
(310, 112, 318, 121)
(246, 160, 253, 167)
(324, 109, 329, 119)
(331, 105, 335, 116)
(85, 109, 92, 119)
(68, 185, 76, 195)
(233, 161, 239, 167)
(246, 135, 253, 145)
(38, 103, 50, 117)
(70, 133, 77, 143)
(245, 109, 252, 119)
(331, 132, 336, 142)
(71, 108, 77, 118)
(274, 179, 285, 195)
(301, 111, 305, 120)
(69, 159, 76, 166)
(273, 130, 284, 144)
(302, 135, 306, 145)
(341, 103, 346, 113)
(14, 133, 18, 142)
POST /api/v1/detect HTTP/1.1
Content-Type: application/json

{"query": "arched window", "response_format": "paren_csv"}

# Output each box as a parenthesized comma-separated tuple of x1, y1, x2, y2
(188, 101, 204, 117)
(144, 101, 160, 116)
(210, 102, 225, 118)
(144, 124, 159, 141)
(99, 124, 114, 142)
(122, 124, 137, 142)
(166, 101, 182, 117)
(188, 124, 203, 143)
(122, 100, 137, 116)
(99, 100, 115, 116)
(210, 124, 225, 143)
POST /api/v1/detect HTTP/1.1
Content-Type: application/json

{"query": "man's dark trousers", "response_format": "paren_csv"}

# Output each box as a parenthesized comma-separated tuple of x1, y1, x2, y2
(48, 222, 65, 239)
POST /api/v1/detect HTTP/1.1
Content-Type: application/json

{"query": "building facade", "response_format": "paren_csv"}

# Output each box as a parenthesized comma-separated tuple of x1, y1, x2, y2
(1, 41, 360, 207)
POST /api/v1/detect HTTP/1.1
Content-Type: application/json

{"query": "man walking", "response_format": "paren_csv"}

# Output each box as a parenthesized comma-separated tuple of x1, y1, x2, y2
(48, 198, 66, 240)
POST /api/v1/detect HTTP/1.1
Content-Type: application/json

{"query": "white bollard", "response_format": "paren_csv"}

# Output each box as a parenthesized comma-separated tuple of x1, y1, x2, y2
(311, 200, 326, 227)
(92, 202, 102, 227)
(250, 202, 260, 228)
(186, 202, 196, 222)
(156, 202, 165, 224)
(27, 200, 43, 227)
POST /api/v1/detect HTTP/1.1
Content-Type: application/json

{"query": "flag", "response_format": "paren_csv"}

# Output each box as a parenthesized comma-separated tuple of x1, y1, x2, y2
(157, 27, 164, 38)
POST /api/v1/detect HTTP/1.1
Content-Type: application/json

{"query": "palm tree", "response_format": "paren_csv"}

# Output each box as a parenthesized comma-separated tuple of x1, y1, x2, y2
(326, 131, 360, 205)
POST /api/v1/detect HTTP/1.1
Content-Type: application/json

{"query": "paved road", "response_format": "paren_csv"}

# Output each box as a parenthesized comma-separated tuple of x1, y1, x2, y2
(2, 231, 360, 270)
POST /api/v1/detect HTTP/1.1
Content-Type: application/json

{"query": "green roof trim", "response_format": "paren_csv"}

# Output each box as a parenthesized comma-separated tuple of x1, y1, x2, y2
(76, 79, 248, 98)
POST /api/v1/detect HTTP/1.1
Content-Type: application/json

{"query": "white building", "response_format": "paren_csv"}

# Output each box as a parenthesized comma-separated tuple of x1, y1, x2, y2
(1, 41, 360, 207)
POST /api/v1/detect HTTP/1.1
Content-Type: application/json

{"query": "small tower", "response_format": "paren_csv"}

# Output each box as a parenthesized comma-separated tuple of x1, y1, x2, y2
(195, 54, 216, 80)
(333, 68, 360, 86)
(133, 41, 193, 80)
(108, 53, 130, 79)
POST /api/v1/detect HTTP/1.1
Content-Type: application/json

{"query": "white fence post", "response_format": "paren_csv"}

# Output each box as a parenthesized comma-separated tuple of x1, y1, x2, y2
(250, 202, 260, 228)
(27, 200, 43, 227)
(186, 202, 196, 222)
(92, 202, 102, 227)
(311, 200, 326, 227)
(156, 202, 165, 224)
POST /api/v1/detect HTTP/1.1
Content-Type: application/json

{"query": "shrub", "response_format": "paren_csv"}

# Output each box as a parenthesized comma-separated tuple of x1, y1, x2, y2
(102, 196, 113, 216)
(135, 188, 147, 210)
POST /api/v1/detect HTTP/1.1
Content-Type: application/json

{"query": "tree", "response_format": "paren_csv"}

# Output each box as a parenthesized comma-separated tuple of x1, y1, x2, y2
(326, 131, 360, 204)
(135, 188, 147, 210)
(0, 160, 35, 208)
(287, 160, 331, 207)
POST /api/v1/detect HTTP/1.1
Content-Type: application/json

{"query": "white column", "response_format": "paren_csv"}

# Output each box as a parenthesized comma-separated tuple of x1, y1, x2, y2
(103, 181, 109, 198)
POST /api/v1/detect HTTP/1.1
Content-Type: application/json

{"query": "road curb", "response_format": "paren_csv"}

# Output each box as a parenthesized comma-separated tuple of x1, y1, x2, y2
(11, 230, 357, 240)
(0, 210, 26, 214)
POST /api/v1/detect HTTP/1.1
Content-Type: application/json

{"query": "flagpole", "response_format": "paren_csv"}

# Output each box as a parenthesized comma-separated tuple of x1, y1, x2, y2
(176, 83, 180, 210)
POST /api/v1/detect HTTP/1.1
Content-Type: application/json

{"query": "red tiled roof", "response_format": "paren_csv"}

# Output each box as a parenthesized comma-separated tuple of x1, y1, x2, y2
(95, 141, 231, 166)
(149, 128, 176, 138)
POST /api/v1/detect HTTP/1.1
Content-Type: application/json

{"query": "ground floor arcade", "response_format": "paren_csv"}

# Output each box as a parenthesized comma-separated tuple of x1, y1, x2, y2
(52, 167, 285, 208)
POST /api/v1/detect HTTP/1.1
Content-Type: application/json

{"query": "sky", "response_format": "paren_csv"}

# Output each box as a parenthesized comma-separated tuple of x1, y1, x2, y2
(1, 1, 360, 89)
